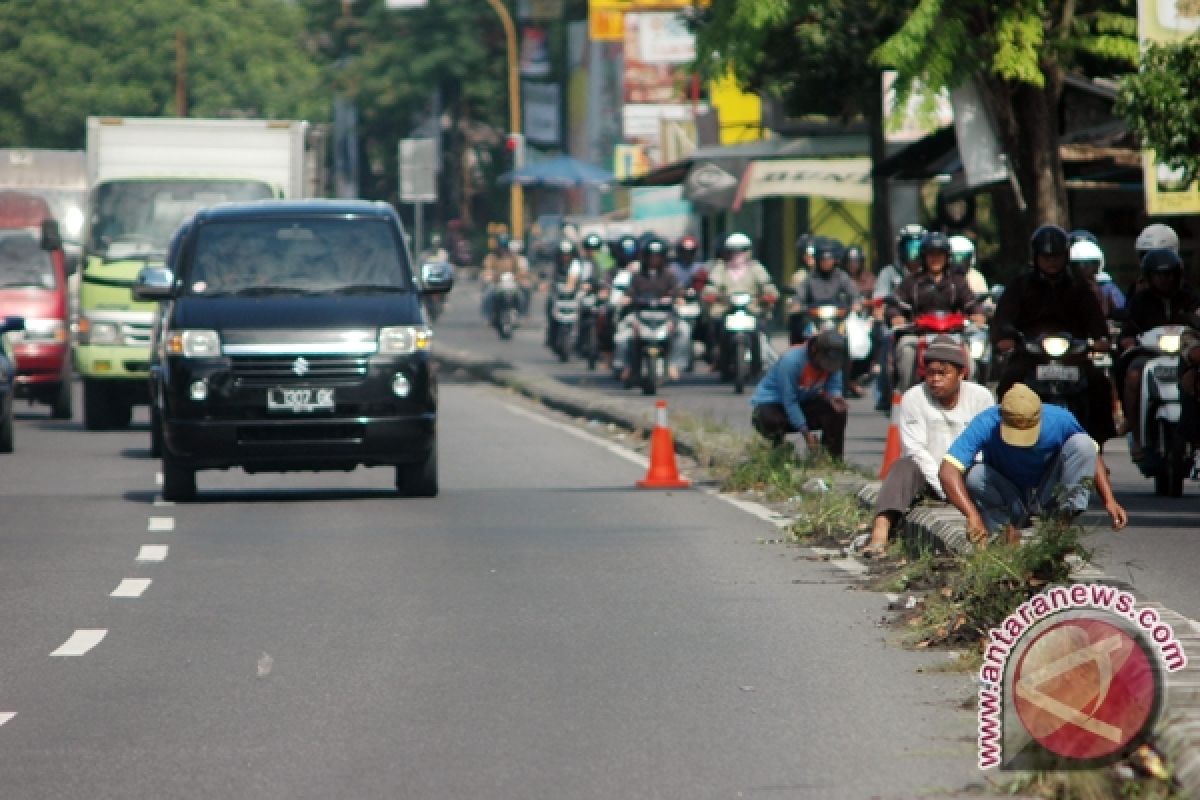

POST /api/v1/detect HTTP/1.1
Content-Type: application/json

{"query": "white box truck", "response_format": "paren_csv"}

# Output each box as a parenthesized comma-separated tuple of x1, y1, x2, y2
(76, 117, 309, 430)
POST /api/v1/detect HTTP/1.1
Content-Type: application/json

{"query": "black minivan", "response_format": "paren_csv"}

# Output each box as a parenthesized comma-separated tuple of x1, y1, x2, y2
(135, 200, 453, 502)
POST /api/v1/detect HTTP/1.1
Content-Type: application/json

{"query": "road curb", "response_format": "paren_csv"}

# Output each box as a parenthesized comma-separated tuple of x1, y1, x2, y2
(435, 340, 1200, 795)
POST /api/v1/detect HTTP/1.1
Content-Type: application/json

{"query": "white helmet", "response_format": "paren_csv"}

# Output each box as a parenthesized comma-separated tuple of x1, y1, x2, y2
(1069, 239, 1105, 272)
(947, 235, 975, 270)
(724, 232, 753, 253)
(1135, 223, 1179, 253)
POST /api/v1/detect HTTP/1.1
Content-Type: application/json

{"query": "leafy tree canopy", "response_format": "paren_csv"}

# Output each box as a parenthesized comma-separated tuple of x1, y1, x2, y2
(1117, 37, 1200, 186)
(0, 0, 326, 149)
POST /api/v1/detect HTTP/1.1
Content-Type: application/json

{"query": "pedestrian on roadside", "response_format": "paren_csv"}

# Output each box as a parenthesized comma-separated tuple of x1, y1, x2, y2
(750, 326, 848, 460)
(937, 383, 1128, 546)
(859, 336, 994, 557)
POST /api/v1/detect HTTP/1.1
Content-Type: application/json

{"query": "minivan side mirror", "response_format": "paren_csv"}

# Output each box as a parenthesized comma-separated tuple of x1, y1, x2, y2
(41, 219, 63, 252)
(421, 261, 455, 294)
(1, 315, 25, 335)
(134, 267, 177, 301)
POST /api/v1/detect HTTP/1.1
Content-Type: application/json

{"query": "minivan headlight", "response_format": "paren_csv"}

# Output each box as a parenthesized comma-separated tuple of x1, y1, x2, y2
(77, 317, 120, 345)
(166, 330, 221, 358)
(22, 318, 67, 344)
(379, 326, 432, 355)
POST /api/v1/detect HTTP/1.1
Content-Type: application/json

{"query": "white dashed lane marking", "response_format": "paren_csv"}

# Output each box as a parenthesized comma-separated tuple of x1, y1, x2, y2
(111, 579, 152, 598)
(147, 517, 174, 532)
(136, 545, 169, 563)
(0, 713, 15, 727)
(50, 629, 108, 657)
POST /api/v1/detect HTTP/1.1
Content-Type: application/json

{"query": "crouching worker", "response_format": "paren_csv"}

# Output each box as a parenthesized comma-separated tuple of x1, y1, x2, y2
(860, 336, 994, 557)
(750, 327, 848, 460)
(937, 383, 1128, 546)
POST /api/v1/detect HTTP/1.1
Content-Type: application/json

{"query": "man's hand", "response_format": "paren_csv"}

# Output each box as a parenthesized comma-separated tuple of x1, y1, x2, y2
(803, 430, 820, 453)
(996, 338, 1015, 353)
(1106, 500, 1129, 531)
(967, 518, 989, 548)
(890, 315, 906, 328)
(828, 396, 848, 414)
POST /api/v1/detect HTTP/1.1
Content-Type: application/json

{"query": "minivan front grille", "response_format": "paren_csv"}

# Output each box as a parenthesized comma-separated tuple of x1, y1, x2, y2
(229, 354, 370, 388)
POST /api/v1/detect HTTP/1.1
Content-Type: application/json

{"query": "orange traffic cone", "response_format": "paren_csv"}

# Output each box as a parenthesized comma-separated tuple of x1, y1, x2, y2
(879, 390, 903, 479)
(637, 400, 692, 489)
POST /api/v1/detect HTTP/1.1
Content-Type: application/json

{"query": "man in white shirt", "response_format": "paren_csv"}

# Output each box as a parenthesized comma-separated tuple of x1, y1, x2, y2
(860, 335, 994, 556)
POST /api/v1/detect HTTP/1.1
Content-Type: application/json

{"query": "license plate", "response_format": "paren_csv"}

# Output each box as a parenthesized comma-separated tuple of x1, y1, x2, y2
(1036, 364, 1079, 382)
(1154, 365, 1179, 382)
(267, 387, 335, 413)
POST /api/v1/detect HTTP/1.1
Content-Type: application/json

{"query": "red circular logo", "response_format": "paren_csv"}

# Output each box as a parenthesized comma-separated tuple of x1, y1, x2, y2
(1013, 618, 1157, 760)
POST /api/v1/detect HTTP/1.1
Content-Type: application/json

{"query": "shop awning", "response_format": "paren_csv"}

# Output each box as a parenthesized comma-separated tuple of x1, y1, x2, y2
(733, 157, 873, 209)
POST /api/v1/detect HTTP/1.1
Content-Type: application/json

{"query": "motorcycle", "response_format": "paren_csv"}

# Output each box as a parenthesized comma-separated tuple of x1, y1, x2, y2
(719, 292, 764, 395)
(1015, 331, 1095, 431)
(548, 282, 579, 362)
(625, 298, 677, 396)
(676, 288, 705, 372)
(489, 272, 521, 339)
(575, 283, 601, 371)
(891, 310, 988, 390)
(1129, 325, 1192, 496)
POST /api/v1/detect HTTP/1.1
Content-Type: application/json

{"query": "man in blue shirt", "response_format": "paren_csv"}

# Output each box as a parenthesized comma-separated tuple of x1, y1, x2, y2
(938, 383, 1127, 544)
(750, 329, 848, 459)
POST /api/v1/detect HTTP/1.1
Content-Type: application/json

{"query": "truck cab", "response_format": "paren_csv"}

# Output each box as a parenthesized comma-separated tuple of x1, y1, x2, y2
(0, 191, 72, 418)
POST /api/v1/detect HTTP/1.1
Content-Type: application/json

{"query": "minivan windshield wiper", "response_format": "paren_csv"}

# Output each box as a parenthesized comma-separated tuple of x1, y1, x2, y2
(329, 284, 411, 294)
(222, 286, 324, 297)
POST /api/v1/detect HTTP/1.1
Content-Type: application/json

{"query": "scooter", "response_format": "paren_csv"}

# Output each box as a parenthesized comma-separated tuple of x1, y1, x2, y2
(1016, 330, 1094, 430)
(720, 292, 762, 395)
(626, 299, 676, 396)
(1129, 325, 1192, 496)
(575, 284, 600, 371)
(676, 288, 704, 373)
(549, 282, 579, 363)
(490, 273, 521, 340)
(890, 310, 972, 391)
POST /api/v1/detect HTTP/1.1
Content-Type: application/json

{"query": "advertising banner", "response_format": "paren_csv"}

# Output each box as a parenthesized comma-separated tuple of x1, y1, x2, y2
(523, 81, 562, 147)
(520, 24, 552, 78)
(1137, 0, 1200, 215)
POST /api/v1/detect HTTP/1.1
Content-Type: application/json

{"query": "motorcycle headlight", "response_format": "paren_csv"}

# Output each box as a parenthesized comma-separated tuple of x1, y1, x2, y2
(1041, 336, 1070, 358)
(77, 317, 120, 346)
(969, 339, 985, 360)
(379, 326, 432, 355)
(21, 318, 67, 344)
(165, 330, 221, 358)
(1158, 333, 1182, 354)
(816, 306, 838, 320)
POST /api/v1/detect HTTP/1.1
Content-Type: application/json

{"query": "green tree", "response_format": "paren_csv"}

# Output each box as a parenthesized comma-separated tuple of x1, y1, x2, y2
(1117, 37, 1200, 187)
(693, 1, 907, 269)
(875, 0, 1139, 238)
(0, 0, 326, 149)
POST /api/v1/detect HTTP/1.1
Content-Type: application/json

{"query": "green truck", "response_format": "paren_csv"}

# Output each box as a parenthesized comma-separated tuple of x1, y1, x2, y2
(76, 116, 310, 429)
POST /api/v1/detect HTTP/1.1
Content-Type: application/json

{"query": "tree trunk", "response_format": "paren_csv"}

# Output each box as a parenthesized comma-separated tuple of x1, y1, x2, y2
(866, 70, 892, 273)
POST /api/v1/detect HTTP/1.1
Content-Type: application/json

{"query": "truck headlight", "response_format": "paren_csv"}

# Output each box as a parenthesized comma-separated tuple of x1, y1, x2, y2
(165, 330, 221, 358)
(22, 318, 67, 344)
(78, 317, 120, 345)
(379, 326, 432, 355)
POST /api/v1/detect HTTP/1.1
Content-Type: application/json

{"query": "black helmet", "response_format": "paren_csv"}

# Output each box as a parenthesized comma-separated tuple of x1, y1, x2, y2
(640, 236, 668, 266)
(1140, 247, 1184, 277)
(813, 236, 843, 263)
(920, 231, 951, 261)
(895, 224, 926, 265)
(1030, 224, 1070, 260)
(676, 234, 699, 258)
(842, 245, 865, 271)
(612, 234, 639, 266)
(582, 232, 603, 251)
(809, 330, 846, 372)
(795, 233, 814, 258)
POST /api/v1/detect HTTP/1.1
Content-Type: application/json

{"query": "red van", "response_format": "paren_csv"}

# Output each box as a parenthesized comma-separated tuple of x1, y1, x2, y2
(0, 191, 72, 418)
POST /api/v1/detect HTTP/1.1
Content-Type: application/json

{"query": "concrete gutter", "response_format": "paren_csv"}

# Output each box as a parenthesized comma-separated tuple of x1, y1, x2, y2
(435, 342, 1200, 796)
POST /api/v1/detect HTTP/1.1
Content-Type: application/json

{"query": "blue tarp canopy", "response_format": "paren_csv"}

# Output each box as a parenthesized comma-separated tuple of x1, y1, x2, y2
(498, 155, 615, 189)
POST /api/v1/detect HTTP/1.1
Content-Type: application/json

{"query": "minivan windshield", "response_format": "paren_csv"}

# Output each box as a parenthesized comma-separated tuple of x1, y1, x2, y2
(186, 217, 412, 295)
(0, 230, 56, 289)
(88, 180, 274, 260)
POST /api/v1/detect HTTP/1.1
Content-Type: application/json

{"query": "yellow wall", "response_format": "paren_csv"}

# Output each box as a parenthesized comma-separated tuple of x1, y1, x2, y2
(809, 199, 872, 265)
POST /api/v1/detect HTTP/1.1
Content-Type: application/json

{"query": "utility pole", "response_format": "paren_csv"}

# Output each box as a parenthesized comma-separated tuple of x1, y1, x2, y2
(482, 0, 524, 240)
(175, 30, 187, 117)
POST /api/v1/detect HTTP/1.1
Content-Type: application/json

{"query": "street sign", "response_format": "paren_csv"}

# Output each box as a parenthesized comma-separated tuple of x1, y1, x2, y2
(385, 0, 428, 8)
(398, 138, 437, 203)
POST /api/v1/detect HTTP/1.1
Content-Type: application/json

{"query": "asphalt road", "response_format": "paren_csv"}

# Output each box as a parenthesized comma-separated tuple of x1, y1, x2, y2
(0, 381, 981, 799)
(435, 281, 1200, 623)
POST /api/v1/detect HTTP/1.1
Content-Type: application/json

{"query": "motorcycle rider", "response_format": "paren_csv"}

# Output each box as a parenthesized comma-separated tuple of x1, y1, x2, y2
(704, 232, 779, 374)
(1116, 248, 1200, 462)
(545, 238, 581, 347)
(793, 237, 860, 316)
(577, 233, 606, 283)
(842, 245, 874, 297)
(871, 224, 926, 410)
(481, 235, 531, 318)
(670, 234, 706, 291)
(886, 231, 984, 392)
(990, 224, 1117, 447)
(947, 234, 989, 296)
(1069, 239, 1122, 318)
(599, 234, 641, 368)
(617, 236, 689, 383)
(1128, 223, 1181, 297)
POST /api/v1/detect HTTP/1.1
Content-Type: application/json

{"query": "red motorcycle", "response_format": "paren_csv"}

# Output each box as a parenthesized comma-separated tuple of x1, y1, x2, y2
(891, 310, 975, 390)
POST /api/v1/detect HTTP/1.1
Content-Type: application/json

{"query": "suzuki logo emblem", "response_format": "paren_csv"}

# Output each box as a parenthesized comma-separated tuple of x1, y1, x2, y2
(292, 357, 310, 376)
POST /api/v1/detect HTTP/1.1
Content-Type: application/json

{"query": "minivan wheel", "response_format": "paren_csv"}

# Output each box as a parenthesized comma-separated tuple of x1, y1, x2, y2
(83, 380, 130, 430)
(0, 402, 13, 454)
(150, 406, 163, 458)
(396, 448, 438, 497)
(162, 453, 196, 503)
